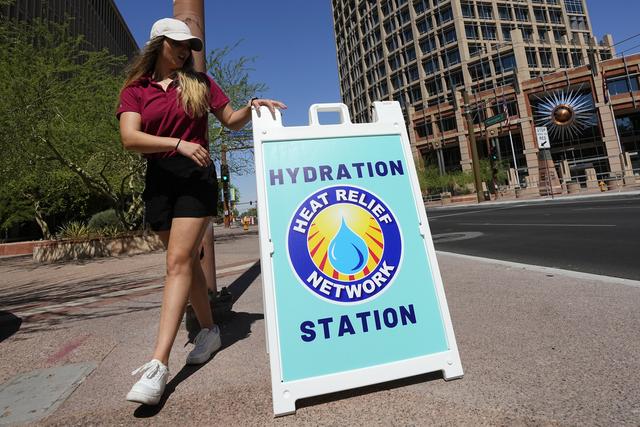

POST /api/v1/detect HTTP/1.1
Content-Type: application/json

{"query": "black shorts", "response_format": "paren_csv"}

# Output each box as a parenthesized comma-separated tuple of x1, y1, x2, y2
(143, 156, 218, 231)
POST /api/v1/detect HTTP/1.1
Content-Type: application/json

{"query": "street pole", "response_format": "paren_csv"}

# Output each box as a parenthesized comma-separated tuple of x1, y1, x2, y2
(462, 90, 484, 203)
(508, 130, 520, 188)
(173, 0, 218, 298)
(173, 0, 206, 72)
(221, 144, 231, 228)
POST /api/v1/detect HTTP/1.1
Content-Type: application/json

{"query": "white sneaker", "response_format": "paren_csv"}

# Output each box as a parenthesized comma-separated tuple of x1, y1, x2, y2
(126, 359, 169, 405)
(186, 325, 221, 365)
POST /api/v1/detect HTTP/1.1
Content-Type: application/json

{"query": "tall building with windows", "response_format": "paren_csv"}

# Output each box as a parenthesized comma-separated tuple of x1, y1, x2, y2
(1, 0, 138, 59)
(331, 0, 639, 194)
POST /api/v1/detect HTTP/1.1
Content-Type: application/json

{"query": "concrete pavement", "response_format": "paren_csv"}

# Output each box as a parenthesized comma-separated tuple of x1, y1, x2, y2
(1, 232, 639, 425)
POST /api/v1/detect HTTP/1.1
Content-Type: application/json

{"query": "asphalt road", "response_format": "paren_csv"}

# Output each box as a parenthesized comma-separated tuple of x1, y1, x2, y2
(427, 194, 640, 281)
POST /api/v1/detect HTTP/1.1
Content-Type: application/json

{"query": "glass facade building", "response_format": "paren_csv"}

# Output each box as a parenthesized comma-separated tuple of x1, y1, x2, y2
(1, 0, 138, 59)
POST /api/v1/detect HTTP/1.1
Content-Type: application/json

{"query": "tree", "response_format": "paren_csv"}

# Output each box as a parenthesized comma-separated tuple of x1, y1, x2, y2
(206, 42, 266, 176)
(0, 17, 144, 236)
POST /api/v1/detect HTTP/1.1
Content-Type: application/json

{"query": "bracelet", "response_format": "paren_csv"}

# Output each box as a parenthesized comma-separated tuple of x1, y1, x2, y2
(175, 138, 182, 150)
(248, 97, 259, 108)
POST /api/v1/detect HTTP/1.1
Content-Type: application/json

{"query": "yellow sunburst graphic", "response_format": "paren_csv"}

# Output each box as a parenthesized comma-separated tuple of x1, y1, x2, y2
(306, 203, 384, 281)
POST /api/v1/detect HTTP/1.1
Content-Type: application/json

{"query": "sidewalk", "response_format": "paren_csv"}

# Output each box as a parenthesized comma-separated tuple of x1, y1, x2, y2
(1, 234, 639, 425)
(427, 188, 640, 210)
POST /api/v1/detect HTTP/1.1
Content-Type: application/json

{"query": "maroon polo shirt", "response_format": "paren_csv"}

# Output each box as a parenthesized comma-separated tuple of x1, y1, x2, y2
(116, 72, 229, 159)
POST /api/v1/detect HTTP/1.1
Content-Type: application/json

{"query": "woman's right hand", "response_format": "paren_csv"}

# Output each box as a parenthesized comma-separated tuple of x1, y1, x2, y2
(177, 140, 212, 167)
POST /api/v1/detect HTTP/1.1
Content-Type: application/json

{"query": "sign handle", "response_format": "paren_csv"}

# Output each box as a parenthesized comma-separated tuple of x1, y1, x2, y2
(308, 103, 352, 126)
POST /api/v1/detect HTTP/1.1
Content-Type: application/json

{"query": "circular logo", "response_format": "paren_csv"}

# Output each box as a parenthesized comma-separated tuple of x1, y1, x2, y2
(287, 185, 402, 304)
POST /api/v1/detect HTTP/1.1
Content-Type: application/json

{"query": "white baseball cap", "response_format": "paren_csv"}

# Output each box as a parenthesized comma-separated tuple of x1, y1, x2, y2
(149, 18, 203, 52)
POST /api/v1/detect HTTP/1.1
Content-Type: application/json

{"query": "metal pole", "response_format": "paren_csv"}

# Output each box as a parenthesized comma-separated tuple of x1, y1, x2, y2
(462, 90, 484, 203)
(508, 130, 520, 188)
(543, 150, 554, 199)
(173, 0, 206, 72)
(173, 0, 218, 298)
(221, 144, 231, 228)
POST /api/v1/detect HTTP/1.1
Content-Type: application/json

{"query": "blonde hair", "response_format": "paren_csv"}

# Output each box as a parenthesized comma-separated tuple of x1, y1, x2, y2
(121, 36, 210, 118)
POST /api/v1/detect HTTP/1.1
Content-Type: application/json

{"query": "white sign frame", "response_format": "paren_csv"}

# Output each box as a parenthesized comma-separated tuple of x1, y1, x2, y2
(252, 102, 463, 416)
(536, 126, 550, 149)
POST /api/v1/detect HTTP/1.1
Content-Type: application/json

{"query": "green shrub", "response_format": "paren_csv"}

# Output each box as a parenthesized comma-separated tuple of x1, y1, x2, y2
(88, 209, 121, 230)
(57, 221, 92, 239)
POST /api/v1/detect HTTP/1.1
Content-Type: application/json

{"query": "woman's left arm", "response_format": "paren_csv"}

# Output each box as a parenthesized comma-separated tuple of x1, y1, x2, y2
(213, 98, 287, 131)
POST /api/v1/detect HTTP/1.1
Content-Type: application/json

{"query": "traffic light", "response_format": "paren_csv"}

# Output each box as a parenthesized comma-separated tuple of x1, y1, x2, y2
(220, 163, 230, 184)
(489, 146, 498, 162)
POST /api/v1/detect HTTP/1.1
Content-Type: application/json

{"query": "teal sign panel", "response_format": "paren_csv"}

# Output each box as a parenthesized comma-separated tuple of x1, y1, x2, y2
(263, 134, 449, 381)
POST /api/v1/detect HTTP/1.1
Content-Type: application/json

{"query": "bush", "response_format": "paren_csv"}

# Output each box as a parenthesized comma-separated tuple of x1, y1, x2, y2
(88, 209, 121, 230)
(57, 221, 92, 239)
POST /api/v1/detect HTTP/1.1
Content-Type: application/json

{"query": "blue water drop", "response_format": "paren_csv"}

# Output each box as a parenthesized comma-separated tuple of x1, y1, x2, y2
(328, 218, 369, 274)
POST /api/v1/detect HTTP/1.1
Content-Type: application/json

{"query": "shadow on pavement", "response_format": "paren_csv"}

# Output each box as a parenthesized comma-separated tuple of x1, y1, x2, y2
(0, 311, 22, 342)
(297, 370, 444, 411)
(134, 310, 264, 419)
(227, 260, 261, 305)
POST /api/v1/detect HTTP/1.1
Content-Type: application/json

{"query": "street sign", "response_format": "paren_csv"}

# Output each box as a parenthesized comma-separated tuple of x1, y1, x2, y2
(484, 112, 507, 127)
(252, 102, 463, 416)
(536, 126, 551, 149)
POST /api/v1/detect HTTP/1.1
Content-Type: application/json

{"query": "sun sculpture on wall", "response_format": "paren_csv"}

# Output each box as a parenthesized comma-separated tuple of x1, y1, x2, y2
(533, 88, 595, 140)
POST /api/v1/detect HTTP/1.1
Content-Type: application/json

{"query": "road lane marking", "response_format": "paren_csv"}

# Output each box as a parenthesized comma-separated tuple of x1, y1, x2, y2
(438, 251, 640, 288)
(13, 260, 259, 317)
(458, 222, 616, 227)
(428, 205, 524, 220)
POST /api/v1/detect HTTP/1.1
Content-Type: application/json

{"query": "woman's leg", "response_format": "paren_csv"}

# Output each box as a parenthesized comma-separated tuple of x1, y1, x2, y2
(152, 217, 209, 365)
(189, 254, 214, 330)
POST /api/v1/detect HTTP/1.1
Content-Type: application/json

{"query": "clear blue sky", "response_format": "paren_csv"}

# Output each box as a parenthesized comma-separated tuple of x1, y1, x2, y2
(113, 0, 640, 207)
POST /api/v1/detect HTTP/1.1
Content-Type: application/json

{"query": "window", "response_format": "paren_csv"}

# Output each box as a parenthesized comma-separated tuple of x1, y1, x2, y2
(419, 35, 437, 54)
(571, 49, 583, 66)
(553, 28, 567, 42)
(607, 77, 640, 95)
(549, 10, 563, 24)
(389, 52, 402, 70)
(557, 49, 570, 68)
(570, 15, 587, 30)
(401, 26, 414, 44)
(538, 27, 549, 42)
(493, 54, 516, 73)
(521, 26, 534, 41)
(437, 6, 453, 24)
(498, 5, 511, 20)
(564, 0, 584, 14)
(398, 7, 411, 24)
(461, 2, 475, 18)
(386, 35, 399, 51)
(468, 60, 491, 81)
(501, 24, 514, 41)
(407, 64, 420, 82)
(391, 73, 404, 89)
(415, 121, 433, 138)
(447, 69, 464, 89)
(413, 0, 428, 15)
(439, 116, 457, 132)
(403, 46, 417, 62)
(482, 24, 497, 40)
(514, 7, 528, 21)
(526, 48, 538, 68)
(425, 78, 443, 96)
(533, 7, 547, 22)
(477, 3, 493, 19)
(409, 84, 422, 103)
(466, 24, 479, 40)
(539, 48, 553, 67)
(444, 48, 461, 66)
(440, 26, 457, 45)
(383, 18, 397, 34)
(423, 57, 439, 74)
(416, 17, 432, 34)
(468, 43, 483, 57)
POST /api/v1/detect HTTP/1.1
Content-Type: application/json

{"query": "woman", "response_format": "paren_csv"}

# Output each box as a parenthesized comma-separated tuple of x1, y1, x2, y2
(117, 18, 285, 405)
